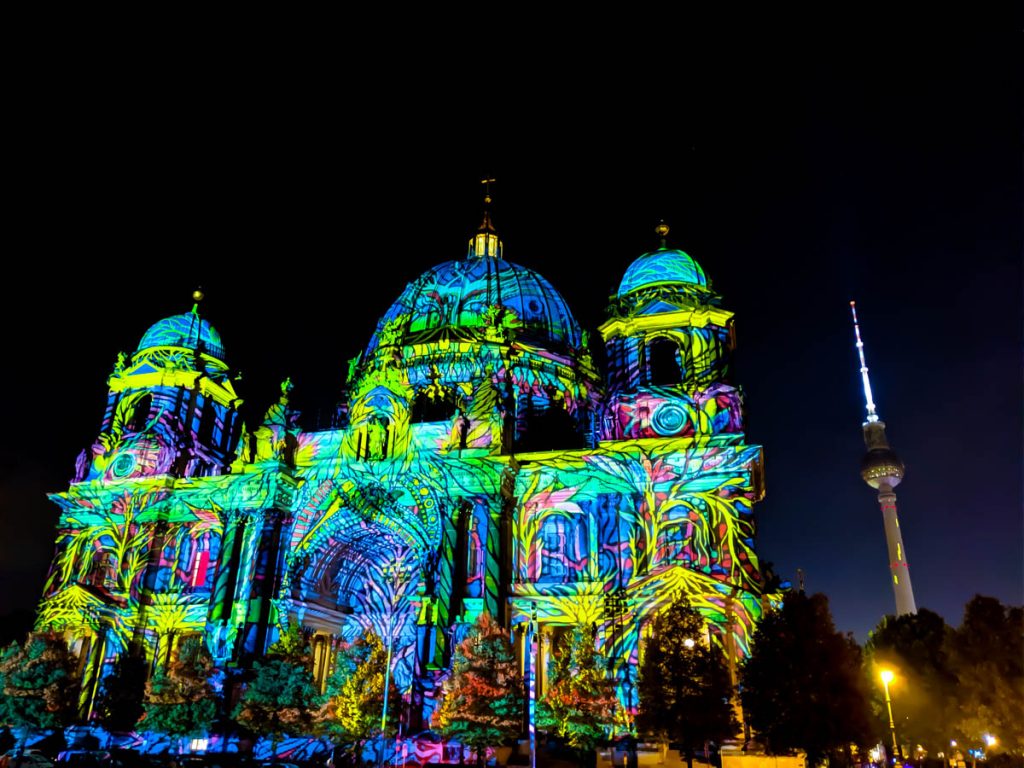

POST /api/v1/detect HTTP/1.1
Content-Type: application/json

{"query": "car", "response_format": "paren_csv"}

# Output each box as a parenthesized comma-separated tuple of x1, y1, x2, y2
(55, 751, 113, 768)
(2, 750, 55, 768)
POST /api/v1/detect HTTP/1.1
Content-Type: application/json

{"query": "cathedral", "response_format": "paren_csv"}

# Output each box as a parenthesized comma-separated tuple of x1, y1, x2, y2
(35, 203, 776, 733)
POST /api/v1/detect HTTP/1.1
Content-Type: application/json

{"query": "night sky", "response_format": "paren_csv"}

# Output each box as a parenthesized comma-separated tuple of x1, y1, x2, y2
(2, 18, 1020, 642)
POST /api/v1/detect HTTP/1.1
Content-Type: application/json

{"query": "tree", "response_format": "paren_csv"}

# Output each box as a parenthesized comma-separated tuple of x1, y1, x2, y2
(97, 654, 148, 733)
(141, 637, 218, 751)
(434, 613, 523, 767)
(865, 608, 957, 756)
(0, 633, 79, 757)
(234, 626, 323, 756)
(946, 595, 1023, 755)
(740, 592, 873, 767)
(637, 597, 737, 768)
(538, 626, 617, 766)
(317, 631, 400, 755)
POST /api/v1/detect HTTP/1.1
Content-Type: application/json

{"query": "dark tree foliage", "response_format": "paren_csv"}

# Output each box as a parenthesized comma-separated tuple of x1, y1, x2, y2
(865, 608, 957, 755)
(316, 630, 400, 748)
(98, 654, 148, 733)
(538, 625, 617, 764)
(636, 597, 737, 768)
(316, 637, 364, 744)
(434, 613, 522, 766)
(142, 638, 218, 745)
(946, 595, 1023, 754)
(0, 633, 79, 742)
(740, 592, 873, 767)
(234, 626, 322, 755)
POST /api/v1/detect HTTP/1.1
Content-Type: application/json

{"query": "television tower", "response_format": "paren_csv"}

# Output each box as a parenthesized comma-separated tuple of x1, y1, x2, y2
(850, 301, 917, 616)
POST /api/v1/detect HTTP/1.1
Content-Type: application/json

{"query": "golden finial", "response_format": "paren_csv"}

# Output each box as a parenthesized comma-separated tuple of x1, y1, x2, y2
(481, 177, 496, 205)
(191, 287, 204, 315)
(469, 178, 502, 259)
(655, 222, 671, 249)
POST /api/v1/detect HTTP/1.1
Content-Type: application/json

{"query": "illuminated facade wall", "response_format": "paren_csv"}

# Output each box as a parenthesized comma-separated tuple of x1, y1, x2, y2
(36, 220, 777, 729)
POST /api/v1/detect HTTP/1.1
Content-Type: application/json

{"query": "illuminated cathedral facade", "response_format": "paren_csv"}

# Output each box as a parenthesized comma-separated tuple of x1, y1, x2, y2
(36, 210, 777, 732)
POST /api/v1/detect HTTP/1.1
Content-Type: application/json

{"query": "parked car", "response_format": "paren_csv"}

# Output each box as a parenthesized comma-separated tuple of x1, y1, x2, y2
(2, 750, 55, 768)
(55, 751, 113, 768)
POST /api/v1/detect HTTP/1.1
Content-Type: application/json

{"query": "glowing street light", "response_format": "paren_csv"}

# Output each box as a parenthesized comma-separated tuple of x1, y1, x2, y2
(984, 735, 996, 748)
(880, 669, 900, 765)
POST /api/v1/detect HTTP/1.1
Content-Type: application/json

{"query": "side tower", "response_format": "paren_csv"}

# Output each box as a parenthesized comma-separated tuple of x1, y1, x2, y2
(850, 301, 916, 616)
(528, 223, 771, 713)
(601, 223, 741, 443)
(35, 293, 247, 715)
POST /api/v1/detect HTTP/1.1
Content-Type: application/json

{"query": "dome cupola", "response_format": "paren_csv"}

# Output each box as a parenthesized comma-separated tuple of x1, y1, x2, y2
(617, 224, 708, 298)
(137, 290, 226, 361)
(366, 193, 582, 356)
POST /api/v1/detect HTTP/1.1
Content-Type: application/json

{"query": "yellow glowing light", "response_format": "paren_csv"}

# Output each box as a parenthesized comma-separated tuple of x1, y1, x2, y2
(984, 735, 996, 747)
(880, 669, 894, 685)
(683, 638, 695, 649)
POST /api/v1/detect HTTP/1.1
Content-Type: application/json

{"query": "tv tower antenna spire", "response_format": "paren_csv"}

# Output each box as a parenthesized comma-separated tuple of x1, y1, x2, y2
(850, 301, 917, 616)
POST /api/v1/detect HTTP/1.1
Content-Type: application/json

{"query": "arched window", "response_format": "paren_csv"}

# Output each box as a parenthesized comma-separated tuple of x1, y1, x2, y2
(537, 515, 588, 583)
(539, 517, 568, 582)
(129, 394, 152, 432)
(648, 338, 683, 385)
(197, 401, 217, 446)
(187, 536, 211, 589)
(657, 522, 692, 567)
(411, 389, 456, 423)
(90, 551, 117, 590)
(516, 391, 585, 452)
(466, 515, 484, 597)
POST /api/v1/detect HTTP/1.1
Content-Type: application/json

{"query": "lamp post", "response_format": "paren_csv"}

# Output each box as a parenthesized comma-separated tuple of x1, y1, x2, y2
(379, 561, 408, 768)
(880, 670, 900, 766)
(527, 601, 538, 768)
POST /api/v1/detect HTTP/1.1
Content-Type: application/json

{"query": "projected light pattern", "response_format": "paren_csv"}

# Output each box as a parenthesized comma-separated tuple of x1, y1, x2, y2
(617, 248, 708, 294)
(35, 218, 778, 741)
(137, 313, 225, 359)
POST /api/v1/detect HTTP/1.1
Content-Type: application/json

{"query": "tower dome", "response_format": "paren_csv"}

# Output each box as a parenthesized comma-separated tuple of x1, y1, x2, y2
(860, 446, 905, 489)
(366, 256, 582, 356)
(137, 312, 226, 360)
(617, 247, 708, 297)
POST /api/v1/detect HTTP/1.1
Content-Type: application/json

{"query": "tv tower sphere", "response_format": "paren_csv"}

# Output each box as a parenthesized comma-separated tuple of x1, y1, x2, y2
(860, 425, 905, 490)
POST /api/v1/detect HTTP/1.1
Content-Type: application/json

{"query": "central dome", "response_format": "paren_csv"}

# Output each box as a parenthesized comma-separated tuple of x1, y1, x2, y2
(367, 256, 582, 355)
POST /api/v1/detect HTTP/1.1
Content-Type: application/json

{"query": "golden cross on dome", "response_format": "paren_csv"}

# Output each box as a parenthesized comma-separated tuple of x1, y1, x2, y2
(481, 177, 496, 205)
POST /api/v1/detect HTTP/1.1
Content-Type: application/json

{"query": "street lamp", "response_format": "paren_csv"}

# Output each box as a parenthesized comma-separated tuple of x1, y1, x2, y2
(880, 670, 900, 765)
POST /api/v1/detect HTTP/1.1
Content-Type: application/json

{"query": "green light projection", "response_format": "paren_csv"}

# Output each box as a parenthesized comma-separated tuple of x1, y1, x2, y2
(35, 219, 781, 740)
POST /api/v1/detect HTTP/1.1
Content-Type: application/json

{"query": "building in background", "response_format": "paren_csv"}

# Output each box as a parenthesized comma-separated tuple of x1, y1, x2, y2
(36, 206, 779, 730)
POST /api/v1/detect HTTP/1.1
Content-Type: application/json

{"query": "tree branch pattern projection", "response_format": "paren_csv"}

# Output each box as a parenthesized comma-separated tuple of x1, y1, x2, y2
(34, 230, 781, 740)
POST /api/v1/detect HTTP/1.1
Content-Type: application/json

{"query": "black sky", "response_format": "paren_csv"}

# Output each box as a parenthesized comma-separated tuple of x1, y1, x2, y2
(1, 17, 1020, 640)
